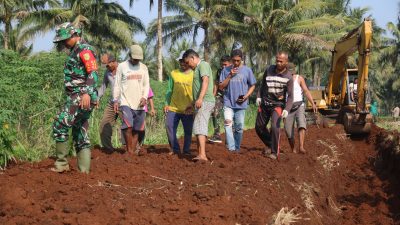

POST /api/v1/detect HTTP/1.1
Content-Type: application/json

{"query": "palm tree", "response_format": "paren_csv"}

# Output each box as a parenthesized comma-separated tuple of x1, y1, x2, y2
(19, 0, 144, 53)
(147, 0, 235, 62)
(0, 0, 60, 49)
(130, 0, 164, 81)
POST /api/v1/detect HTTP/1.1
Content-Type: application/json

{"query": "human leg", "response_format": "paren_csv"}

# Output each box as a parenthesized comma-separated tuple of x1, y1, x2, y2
(270, 108, 282, 156)
(255, 105, 272, 149)
(193, 101, 214, 160)
(165, 111, 181, 153)
(223, 107, 235, 151)
(131, 110, 146, 155)
(296, 106, 307, 153)
(209, 96, 223, 143)
(72, 109, 92, 173)
(284, 110, 296, 152)
(99, 102, 116, 151)
(182, 113, 194, 154)
(51, 96, 79, 172)
(233, 109, 245, 151)
(120, 106, 135, 153)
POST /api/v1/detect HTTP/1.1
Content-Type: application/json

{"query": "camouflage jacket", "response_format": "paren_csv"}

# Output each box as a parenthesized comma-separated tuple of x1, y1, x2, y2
(64, 40, 98, 102)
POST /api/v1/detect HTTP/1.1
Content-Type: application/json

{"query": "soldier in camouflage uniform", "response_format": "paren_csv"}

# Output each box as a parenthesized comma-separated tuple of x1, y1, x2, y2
(51, 22, 99, 174)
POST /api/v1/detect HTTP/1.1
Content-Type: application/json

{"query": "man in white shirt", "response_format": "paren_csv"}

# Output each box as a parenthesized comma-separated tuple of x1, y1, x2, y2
(113, 45, 150, 156)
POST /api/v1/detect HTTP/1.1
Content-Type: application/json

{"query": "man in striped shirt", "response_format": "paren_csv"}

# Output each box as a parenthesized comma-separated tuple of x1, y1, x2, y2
(255, 52, 294, 160)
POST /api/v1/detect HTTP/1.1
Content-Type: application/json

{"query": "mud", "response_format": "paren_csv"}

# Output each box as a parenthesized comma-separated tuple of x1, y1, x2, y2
(0, 125, 399, 225)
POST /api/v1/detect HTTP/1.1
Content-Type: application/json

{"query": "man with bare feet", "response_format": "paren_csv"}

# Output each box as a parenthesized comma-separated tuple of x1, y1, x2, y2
(183, 49, 215, 162)
(284, 63, 317, 154)
(113, 45, 149, 156)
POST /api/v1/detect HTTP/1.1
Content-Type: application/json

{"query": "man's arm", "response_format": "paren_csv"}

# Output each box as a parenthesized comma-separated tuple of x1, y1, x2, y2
(299, 76, 317, 113)
(219, 67, 237, 90)
(79, 49, 99, 109)
(140, 65, 150, 107)
(284, 77, 294, 113)
(165, 75, 174, 106)
(113, 65, 122, 113)
(195, 76, 209, 109)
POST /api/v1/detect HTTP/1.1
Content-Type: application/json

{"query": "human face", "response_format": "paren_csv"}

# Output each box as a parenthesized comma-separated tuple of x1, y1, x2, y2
(106, 61, 118, 73)
(276, 54, 288, 71)
(231, 56, 241, 68)
(129, 58, 140, 65)
(221, 60, 231, 68)
(184, 56, 196, 70)
(179, 60, 189, 71)
(63, 36, 78, 49)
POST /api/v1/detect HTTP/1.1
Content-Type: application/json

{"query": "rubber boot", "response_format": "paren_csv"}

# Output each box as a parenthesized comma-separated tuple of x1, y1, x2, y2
(51, 142, 70, 173)
(77, 148, 91, 174)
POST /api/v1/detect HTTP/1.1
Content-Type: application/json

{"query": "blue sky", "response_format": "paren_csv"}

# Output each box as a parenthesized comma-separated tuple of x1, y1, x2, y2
(31, 0, 399, 53)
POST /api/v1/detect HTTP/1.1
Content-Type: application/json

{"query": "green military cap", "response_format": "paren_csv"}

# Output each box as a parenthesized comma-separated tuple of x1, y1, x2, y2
(53, 22, 81, 43)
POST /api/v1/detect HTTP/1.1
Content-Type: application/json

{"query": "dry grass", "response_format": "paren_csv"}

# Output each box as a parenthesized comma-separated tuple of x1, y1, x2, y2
(316, 139, 342, 171)
(269, 207, 304, 225)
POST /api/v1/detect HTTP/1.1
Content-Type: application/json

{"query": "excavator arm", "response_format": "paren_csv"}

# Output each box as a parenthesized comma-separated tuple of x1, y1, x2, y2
(327, 19, 372, 110)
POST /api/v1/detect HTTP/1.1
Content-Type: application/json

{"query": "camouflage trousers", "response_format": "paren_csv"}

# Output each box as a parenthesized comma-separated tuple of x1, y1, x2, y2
(53, 94, 93, 151)
(211, 95, 223, 135)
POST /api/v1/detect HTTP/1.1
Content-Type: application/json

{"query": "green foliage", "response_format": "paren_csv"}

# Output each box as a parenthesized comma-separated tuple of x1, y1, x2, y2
(0, 109, 17, 169)
(0, 50, 66, 167)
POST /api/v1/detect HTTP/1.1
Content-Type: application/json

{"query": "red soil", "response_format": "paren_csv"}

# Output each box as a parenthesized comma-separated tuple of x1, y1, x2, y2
(0, 125, 399, 225)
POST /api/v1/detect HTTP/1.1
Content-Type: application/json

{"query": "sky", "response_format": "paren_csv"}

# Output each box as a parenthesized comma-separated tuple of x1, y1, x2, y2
(31, 0, 399, 53)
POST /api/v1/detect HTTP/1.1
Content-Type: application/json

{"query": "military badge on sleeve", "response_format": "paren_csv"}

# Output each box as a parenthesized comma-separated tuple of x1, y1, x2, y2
(79, 50, 98, 73)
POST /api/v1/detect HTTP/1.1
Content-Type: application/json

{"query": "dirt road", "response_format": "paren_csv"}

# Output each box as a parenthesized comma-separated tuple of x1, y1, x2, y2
(0, 125, 398, 225)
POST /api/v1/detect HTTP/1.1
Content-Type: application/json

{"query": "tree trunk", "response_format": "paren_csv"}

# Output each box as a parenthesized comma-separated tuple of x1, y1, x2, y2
(4, 16, 11, 50)
(203, 24, 209, 62)
(313, 61, 321, 86)
(156, 0, 163, 81)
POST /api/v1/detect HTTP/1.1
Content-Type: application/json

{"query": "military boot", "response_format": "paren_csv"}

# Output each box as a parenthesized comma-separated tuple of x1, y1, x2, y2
(77, 148, 91, 174)
(51, 142, 70, 173)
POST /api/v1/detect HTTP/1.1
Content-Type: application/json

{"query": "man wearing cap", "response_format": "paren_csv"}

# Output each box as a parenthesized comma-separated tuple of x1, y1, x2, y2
(98, 53, 119, 152)
(113, 44, 150, 156)
(51, 22, 99, 173)
(164, 51, 194, 155)
(183, 49, 215, 162)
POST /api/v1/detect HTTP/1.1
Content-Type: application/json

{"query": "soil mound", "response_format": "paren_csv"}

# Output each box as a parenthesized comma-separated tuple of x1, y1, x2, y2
(0, 125, 399, 224)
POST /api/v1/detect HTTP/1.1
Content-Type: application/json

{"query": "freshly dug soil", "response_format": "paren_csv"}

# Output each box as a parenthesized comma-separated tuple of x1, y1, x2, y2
(0, 125, 399, 225)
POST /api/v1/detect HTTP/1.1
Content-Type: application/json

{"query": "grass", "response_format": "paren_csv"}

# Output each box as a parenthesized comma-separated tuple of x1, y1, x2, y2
(375, 116, 400, 132)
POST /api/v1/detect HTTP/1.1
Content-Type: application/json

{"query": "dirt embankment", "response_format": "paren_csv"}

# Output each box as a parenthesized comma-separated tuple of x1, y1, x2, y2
(0, 125, 399, 225)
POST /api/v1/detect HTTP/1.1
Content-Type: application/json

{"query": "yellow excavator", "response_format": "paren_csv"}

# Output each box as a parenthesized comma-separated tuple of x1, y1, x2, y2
(306, 19, 373, 134)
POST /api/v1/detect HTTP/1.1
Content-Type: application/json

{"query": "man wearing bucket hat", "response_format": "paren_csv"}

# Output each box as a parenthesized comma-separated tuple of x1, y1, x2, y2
(113, 44, 150, 156)
(164, 51, 194, 155)
(51, 22, 99, 174)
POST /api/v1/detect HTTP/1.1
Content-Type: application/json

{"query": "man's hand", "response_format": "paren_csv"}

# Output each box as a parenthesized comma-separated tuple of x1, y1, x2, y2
(164, 105, 169, 114)
(94, 100, 100, 109)
(150, 109, 156, 117)
(312, 104, 318, 114)
(281, 109, 289, 118)
(230, 67, 238, 77)
(140, 98, 147, 107)
(185, 104, 193, 114)
(113, 102, 119, 114)
(80, 93, 91, 110)
(195, 98, 203, 109)
(256, 97, 262, 106)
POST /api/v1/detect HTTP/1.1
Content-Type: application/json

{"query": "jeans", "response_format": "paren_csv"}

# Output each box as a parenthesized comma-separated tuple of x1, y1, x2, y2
(165, 111, 194, 153)
(223, 107, 246, 151)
